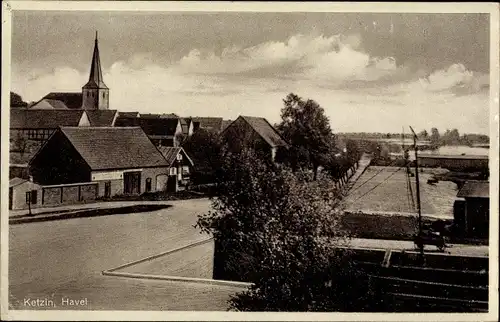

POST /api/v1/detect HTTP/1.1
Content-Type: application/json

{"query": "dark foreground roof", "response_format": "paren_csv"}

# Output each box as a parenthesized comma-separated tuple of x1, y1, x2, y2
(239, 116, 289, 147)
(86, 110, 118, 126)
(157, 146, 194, 166)
(10, 109, 86, 128)
(457, 181, 489, 199)
(58, 127, 169, 170)
(42, 92, 83, 109)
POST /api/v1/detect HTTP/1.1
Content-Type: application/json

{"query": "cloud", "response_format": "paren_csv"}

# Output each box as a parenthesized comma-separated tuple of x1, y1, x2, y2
(10, 33, 490, 135)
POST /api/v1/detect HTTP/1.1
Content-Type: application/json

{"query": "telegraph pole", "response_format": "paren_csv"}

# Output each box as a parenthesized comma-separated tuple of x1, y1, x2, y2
(410, 126, 424, 258)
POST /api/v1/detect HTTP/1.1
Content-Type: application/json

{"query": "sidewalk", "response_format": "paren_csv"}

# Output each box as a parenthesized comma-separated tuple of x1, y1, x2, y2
(346, 153, 372, 190)
(9, 200, 173, 218)
(9, 200, 177, 225)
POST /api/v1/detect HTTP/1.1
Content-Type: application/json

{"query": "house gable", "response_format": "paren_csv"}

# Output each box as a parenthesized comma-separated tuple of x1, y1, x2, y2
(78, 111, 91, 127)
(29, 130, 92, 185)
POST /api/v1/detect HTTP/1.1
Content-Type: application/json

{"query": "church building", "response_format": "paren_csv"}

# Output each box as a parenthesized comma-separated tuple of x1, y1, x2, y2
(29, 32, 110, 111)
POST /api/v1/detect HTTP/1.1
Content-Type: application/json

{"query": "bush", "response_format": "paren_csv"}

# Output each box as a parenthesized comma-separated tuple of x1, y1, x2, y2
(196, 148, 382, 311)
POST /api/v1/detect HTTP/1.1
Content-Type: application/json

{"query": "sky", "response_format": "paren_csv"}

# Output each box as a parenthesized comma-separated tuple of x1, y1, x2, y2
(11, 11, 491, 134)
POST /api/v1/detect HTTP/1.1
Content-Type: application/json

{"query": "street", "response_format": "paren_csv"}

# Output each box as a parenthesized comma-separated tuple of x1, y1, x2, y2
(9, 198, 243, 311)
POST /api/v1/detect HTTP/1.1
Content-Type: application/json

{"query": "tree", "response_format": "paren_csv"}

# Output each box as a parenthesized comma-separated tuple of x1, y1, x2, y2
(430, 128, 440, 147)
(418, 130, 429, 139)
(196, 148, 379, 311)
(277, 93, 335, 180)
(182, 129, 223, 185)
(10, 92, 28, 108)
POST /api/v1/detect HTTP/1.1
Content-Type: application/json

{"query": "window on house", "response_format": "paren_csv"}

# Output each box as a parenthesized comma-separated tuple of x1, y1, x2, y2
(145, 178, 152, 192)
(103, 92, 105, 98)
(170, 167, 177, 176)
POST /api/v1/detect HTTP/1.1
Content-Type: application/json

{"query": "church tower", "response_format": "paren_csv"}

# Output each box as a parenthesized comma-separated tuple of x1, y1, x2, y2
(82, 32, 109, 110)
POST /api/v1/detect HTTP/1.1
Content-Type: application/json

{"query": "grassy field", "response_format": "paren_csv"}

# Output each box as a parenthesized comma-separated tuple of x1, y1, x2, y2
(344, 166, 458, 218)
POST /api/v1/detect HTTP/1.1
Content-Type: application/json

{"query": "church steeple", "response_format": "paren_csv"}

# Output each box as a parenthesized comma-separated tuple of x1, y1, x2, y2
(82, 31, 109, 110)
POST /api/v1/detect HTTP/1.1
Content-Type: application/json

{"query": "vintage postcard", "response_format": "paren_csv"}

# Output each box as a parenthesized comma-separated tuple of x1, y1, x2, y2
(1, 1, 499, 321)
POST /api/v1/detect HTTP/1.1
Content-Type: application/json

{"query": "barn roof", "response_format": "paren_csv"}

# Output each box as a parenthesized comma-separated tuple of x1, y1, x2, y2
(86, 110, 118, 126)
(157, 146, 194, 167)
(10, 109, 86, 129)
(56, 127, 169, 170)
(457, 181, 489, 199)
(114, 116, 180, 136)
(239, 116, 289, 148)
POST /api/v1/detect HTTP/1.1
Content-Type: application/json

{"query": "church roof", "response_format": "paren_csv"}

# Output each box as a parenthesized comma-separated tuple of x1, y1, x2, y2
(83, 32, 108, 89)
(38, 92, 83, 109)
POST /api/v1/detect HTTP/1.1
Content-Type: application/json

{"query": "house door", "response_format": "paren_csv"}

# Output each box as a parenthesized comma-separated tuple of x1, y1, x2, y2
(156, 174, 168, 191)
(104, 181, 111, 198)
(124, 171, 141, 194)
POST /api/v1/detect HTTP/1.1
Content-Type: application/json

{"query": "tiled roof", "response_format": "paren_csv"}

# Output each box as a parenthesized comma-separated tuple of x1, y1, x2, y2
(157, 146, 194, 166)
(192, 117, 224, 132)
(42, 92, 83, 109)
(9, 177, 28, 188)
(457, 181, 489, 199)
(86, 110, 118, 126)
(58, 127, 169, 170)
(10, 109, 85, 129)
(115, 116, 179, 136)
(239, 116, 289, 148)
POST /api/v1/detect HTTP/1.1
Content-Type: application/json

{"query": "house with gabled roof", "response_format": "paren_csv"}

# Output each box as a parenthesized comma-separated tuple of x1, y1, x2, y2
(221, 115, 289, 162)
(10, 109, 90, 141)
(29, 127, 172, 197)
(157, 146, 195, 191)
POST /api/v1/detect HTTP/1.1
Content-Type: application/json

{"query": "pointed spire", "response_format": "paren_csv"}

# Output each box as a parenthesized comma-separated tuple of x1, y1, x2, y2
(83, 31, 108, 89)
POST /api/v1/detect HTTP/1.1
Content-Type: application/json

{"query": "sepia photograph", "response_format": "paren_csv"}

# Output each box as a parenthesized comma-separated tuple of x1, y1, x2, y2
(1, 1, 499, 321)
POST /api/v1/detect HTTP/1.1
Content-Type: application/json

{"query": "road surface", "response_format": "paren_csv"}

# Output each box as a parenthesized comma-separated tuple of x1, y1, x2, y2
(9, 198, 243, 311)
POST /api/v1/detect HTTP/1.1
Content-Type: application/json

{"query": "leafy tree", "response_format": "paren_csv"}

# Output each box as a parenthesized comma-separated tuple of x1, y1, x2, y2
(196, 148, 379, 311)
(430, 128, 440, 146)
(276, 93, 335, 180)
(182, 129, 223, 185)
(10, 92, 28, 108)
(418, 130, 429, 139)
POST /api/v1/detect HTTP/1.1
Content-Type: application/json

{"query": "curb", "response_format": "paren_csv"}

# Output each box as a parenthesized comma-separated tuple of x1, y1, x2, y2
(106, 237, 215, 273)
(102, 237, 252, 288)
(102, 270, 251, 288)
(9, 204, 172, 225)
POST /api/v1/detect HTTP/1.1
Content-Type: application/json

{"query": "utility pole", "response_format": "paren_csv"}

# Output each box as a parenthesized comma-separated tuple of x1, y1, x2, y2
(410, 126, 424, 259)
